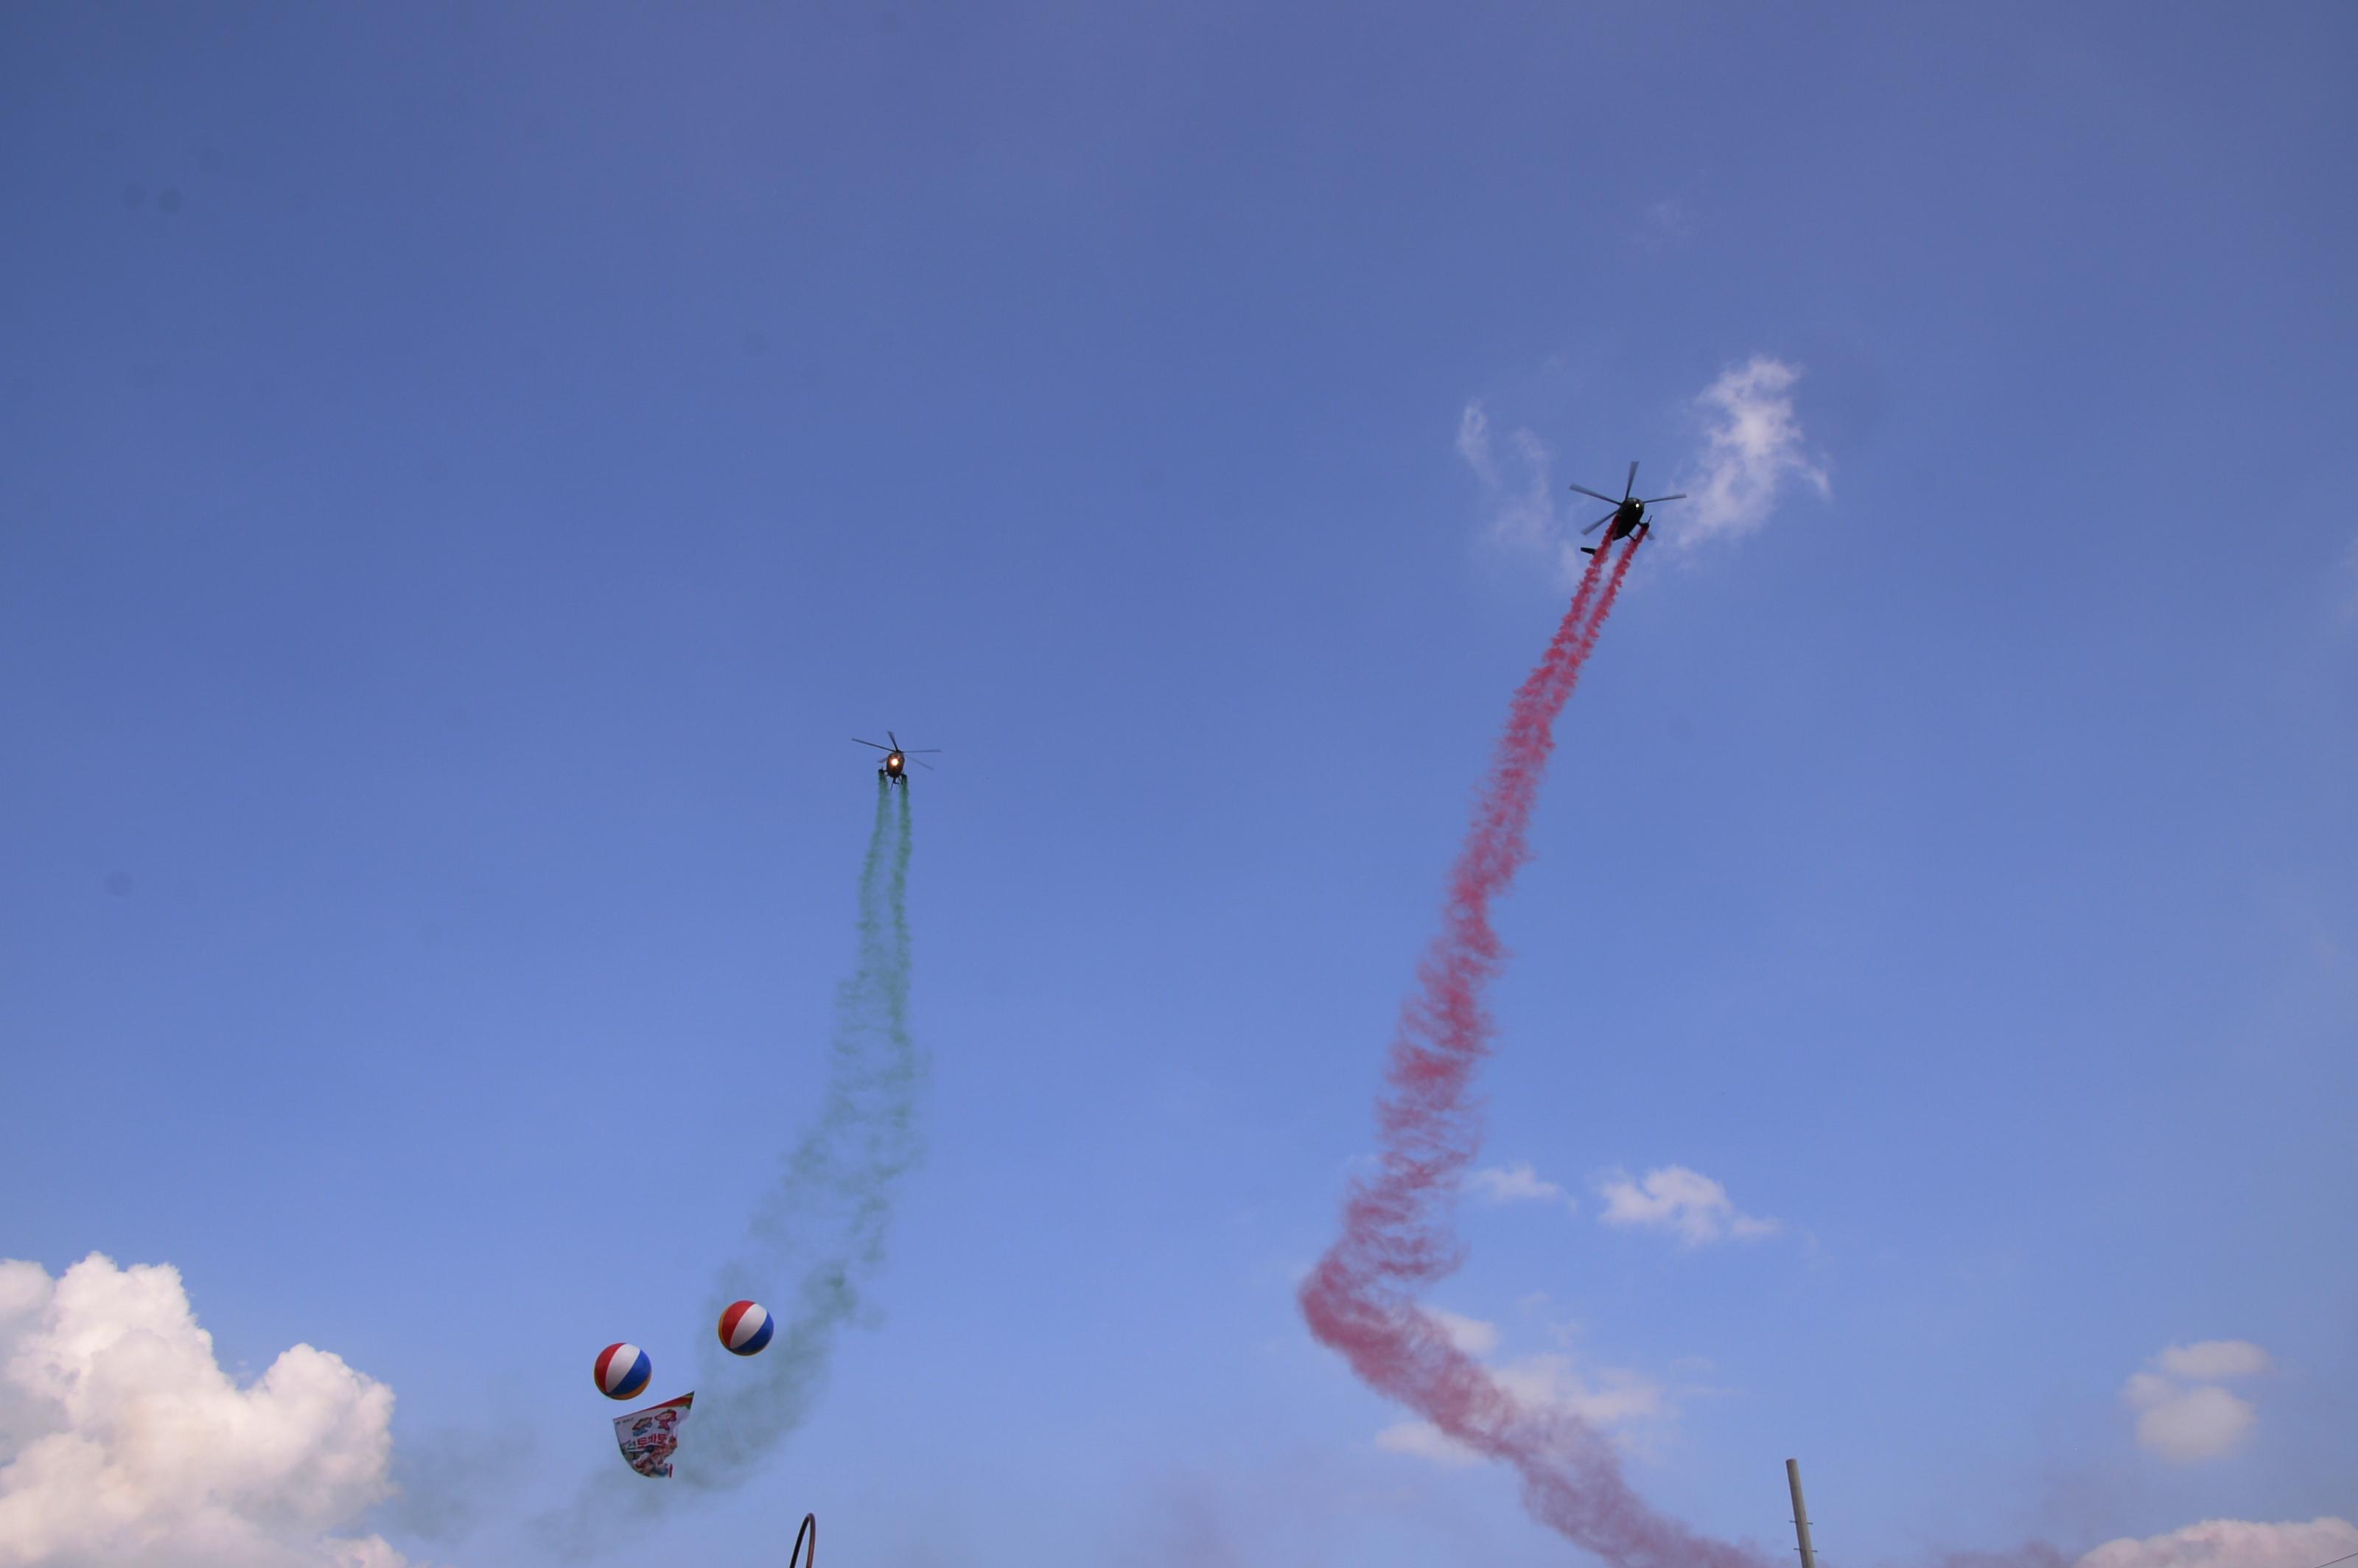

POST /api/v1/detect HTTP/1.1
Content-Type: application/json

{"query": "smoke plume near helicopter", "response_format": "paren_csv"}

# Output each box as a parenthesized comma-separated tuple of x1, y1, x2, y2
(690, 780, 925, 1490)
(1300, 536, 1769, 1568)
(542, 782, 924, 1546)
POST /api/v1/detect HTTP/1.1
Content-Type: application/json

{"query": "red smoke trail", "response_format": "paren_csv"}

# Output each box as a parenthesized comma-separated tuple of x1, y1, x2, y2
(1301, 535, 1771, 1568)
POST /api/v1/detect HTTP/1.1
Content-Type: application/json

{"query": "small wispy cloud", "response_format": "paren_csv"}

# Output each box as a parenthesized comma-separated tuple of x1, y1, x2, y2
(1374, 1309, 1670, 1469)
(1456, 402, 1567, 568)
(1466, 1161, 1578, 1214)
(2121, 1340, 2273, 1461)
(1669, 357, 1830, 547)
(1375, 1418, 1489, 1469)
(1594, 1166, 1780, 1247)
(1455, 401, 1500, 488)
(1634, 197, 1696, 252)
(1421, 1306, 1501, 1357)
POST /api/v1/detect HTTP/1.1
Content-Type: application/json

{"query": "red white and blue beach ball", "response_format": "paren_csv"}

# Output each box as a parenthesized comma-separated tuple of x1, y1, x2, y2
(594, 1343, 652, 1400)
(718, 1301, 774, 1357)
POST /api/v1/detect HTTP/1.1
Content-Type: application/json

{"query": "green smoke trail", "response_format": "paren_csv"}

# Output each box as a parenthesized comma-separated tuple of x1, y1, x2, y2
(540, 783, 922, 1543)
(690, 780, 923, 1488)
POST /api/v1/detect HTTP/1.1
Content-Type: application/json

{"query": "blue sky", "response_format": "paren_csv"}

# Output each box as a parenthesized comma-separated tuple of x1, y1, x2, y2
(2, 3, 2353, 1565)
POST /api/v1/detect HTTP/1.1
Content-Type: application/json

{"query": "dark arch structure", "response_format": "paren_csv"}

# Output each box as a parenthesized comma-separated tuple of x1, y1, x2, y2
(788, 1512, 816, 1568)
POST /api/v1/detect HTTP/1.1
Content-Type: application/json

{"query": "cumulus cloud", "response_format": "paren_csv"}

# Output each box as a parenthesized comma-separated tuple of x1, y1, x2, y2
(1375, 1310, 1669, 1469)
(1465, 1162, 1577, 1214)
(2155, 1340, 2273, 1382)
(2120, 1341, 2272, 1462)
(1594, 1166, 1780, 1246)
(2123, 1378, 2257, 1461)
(0, 1253, 407, 1568)
(1669, 357, 1830, 547)
(2077, 1517, 2357, 1568)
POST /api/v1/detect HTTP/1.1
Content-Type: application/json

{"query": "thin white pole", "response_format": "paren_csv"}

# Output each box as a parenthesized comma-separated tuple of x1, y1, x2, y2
(1786, 1458, 1819, 1568)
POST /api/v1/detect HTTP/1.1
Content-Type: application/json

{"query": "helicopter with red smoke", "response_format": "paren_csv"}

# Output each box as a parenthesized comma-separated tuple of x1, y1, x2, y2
(1571, 461, 1684, 554)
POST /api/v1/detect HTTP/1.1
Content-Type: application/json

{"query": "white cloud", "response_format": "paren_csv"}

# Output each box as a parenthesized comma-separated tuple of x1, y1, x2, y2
(1421, 1307, 1500, 1358)
(2077, 1517, 2357, 1568)
(1488, 1352, 1668, 1429)
(1594, 1166, 1780, 1247)
(1455, 401, 1584, 581)
(1455, 401, 1500, 489)
(1379, 1357, 1668, 1469)
(1376, 1311, 1670, 1471)
(1636, 198, 1696, 251)
(2155, 1340, 2273, 1382)
(2120, 1340, 2272, 1462)
(0, 1254, 407, 1568)
(2125, 1380, 2257, 1462)
(1669, 357, 1829, 547)
(1376, 1419, 1486, 1469)
(1466, 1162, 1577, 1214)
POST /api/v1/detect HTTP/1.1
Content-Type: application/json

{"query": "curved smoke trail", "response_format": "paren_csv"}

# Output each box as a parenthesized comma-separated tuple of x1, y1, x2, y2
(693, 779, 923, 1488)
(542, 783, 923, 1546)
(1301, 538, 1769, 1568)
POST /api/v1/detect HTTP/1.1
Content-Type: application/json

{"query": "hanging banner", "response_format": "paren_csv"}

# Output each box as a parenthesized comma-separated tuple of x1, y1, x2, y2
(612, 1392, 694, 1479)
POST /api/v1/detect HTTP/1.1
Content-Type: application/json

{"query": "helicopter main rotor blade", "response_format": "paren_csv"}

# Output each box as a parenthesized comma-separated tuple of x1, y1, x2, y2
(1580, 510, 1617, 535)
(1624, 461, 1638, 501)
(1567, 482, 1623, 506)
(903, 749, 942, 754)
(913, 759, 937, 771)
(1642, 493, 1687, 503)
(853, 738, 893, 751)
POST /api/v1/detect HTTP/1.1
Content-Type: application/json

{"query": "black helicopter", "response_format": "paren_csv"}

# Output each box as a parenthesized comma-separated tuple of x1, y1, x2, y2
(1570, 462, 1685, 554)
(853, 732, 939, 787)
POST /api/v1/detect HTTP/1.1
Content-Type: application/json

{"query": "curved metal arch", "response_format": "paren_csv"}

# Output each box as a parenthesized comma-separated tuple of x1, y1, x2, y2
(788, 1511, 816, 1568)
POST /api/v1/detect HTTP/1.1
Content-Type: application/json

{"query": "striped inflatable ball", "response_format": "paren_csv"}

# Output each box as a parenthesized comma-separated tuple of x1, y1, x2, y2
(717, 1300, 774, 1357)
(594, 1342, 652, 1400)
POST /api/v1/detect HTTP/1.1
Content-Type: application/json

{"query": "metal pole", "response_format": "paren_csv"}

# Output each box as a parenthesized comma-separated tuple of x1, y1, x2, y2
(1785, 1459, 1818, 1568)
